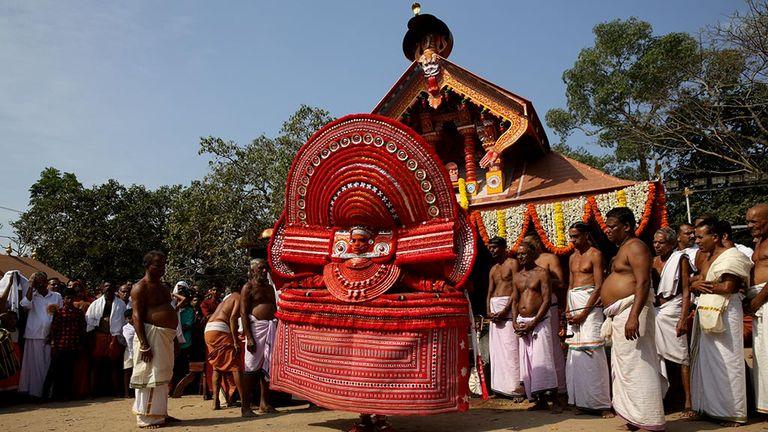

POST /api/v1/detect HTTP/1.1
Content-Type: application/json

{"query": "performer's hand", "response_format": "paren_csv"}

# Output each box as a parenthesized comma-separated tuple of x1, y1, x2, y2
(140, 346, 153, 363)
(568, 312, 587, 325)
(675, 319, 688, 337)
(749, 298, 764, 315)
(624, 315, 640, 340)
(246, 338, 257, 353)
(233, 342, 241, 355)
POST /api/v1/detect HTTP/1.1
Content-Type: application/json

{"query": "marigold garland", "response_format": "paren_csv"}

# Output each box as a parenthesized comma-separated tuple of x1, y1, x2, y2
(528, 204, 574, 255)
(458, 178, 469, 210)
(496, 210, 506, 239)
(616, 189, 627, 207)
(472, 181, 663, 255)
(553, 202, 566, 247)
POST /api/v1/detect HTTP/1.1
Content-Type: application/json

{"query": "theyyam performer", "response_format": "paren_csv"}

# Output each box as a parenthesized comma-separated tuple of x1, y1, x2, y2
(267, 113, 476, 432)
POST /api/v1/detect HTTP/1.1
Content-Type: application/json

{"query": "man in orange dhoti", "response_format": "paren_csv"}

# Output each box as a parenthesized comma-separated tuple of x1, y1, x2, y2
(204, 290, 252, 416)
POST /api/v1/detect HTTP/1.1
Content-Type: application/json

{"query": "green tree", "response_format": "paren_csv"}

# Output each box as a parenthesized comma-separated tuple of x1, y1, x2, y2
(547, 12, 768, 179)
(546, 18, 700, 180)
(166, 105, 334, 286)
(12, 168, 176, 285)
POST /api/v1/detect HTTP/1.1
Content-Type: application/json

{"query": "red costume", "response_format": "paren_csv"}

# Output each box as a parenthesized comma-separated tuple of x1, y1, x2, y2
(268, 114, 476, 415)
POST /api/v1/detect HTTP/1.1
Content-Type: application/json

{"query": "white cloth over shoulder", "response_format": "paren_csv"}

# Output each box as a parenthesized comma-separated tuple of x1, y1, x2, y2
(85, 296, 127, 335)
(654, 251, 690, 365)
(608, 295, 667, 431)
(488, 297, 523, 397)
(0, 270, 29, 312)
(698, 248, 753, 333)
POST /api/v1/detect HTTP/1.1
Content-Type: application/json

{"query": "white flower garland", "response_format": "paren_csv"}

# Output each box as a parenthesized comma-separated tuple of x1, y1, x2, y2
(561, 196, 587, 233)
(504, 204, 526, 245)
(481, 209, 498, 239)
(624, 181, 650, 222)
(534, 202, 557, 244)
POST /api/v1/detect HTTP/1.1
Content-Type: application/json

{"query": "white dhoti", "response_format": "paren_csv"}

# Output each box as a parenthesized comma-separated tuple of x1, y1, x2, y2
(749, 283, 768, 414)
(565, 286, 611, 411)
(654, 295, 689, 365)
(244, 317, 276, 378)
(690, 293, 748, 423)
(517, 316, 558, 401)
(131, 324, 177, 427)
(18, 339, 51, 398)
(488, 297, 523, 397)
(606, 295, 667, 431)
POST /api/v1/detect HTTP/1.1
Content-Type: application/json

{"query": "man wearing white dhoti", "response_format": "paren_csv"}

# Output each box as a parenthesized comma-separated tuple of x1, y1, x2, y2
(18, 272, 62, 399)
(652, 227, 693, 416)
(130, 251, 179, 429)
(512, 242, 563, 413)
(240, 259, 278, 414)
(485, 236, 525, 400)
(745, 204, 768, 414)
(564, 222, 612, 417)
(602, 207, 667, 431)
(689, 217, 752, 427)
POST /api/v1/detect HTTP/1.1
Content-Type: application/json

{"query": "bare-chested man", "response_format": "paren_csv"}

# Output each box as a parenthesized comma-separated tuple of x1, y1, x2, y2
(689, 217, 752, 427)
(205, 291, 254, 416)
(601, 207, 666, 431)
(651, 227, 692, 417)
(745, 204, 768, 415)
(563, 222, 611, 417)
(240, 258, 278, 415)
(485, 237, 524, 400)
(511, 242, 562, 413)
(130, 251, 180, 429)
(523, 234, 566, 396)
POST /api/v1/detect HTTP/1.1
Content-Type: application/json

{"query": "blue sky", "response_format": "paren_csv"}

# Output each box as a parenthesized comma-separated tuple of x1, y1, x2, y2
(0, 1, 746, 243)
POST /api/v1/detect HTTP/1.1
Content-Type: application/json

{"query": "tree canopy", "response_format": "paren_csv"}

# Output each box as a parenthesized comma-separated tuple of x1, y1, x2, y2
(546, 5, 768, 180)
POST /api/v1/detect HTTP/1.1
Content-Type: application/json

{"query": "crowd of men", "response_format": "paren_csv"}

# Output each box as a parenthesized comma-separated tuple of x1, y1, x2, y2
(0, 256, 279, 427)
(1, 203, 767, 430)
(486, 203, 768, 429)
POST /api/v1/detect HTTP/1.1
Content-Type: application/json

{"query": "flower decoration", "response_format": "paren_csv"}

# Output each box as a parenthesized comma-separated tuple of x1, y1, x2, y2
(496, 210, 506, 239)
(458, 178, 469, 210)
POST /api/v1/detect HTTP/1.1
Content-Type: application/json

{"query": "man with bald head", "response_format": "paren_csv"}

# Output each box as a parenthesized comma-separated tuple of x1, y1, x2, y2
(745, 203, 768, 414)
(240, 259, 277, 415)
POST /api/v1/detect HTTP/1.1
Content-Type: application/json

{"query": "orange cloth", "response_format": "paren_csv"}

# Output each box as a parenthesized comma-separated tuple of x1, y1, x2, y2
(91, 332, 124, 361)
(205, 330, 241, 372)
(0, 342, 20, 391)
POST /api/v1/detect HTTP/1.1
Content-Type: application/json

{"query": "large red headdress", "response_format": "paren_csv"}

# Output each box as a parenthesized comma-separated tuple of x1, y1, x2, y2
(269, 114, 475, 302)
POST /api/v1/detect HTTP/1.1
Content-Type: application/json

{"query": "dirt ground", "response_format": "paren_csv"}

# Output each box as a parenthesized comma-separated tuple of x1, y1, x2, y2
(2, 396, 766, 432)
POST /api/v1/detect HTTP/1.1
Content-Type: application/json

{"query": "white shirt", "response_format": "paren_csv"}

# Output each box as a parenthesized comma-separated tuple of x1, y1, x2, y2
(20, 290, 63, 340)
(122, 323, 135, 360)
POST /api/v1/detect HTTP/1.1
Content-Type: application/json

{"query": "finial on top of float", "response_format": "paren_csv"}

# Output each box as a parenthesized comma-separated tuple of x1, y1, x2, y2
(411, 3, 421, 15)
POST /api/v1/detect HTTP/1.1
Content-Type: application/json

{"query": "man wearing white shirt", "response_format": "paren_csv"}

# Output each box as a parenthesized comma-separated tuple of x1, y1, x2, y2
(18, 272, 62, 398)
(85, 282, 127, 396)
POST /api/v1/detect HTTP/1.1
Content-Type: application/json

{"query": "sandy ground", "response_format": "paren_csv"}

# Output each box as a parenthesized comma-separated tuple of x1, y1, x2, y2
(2, 396, 767, 432)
